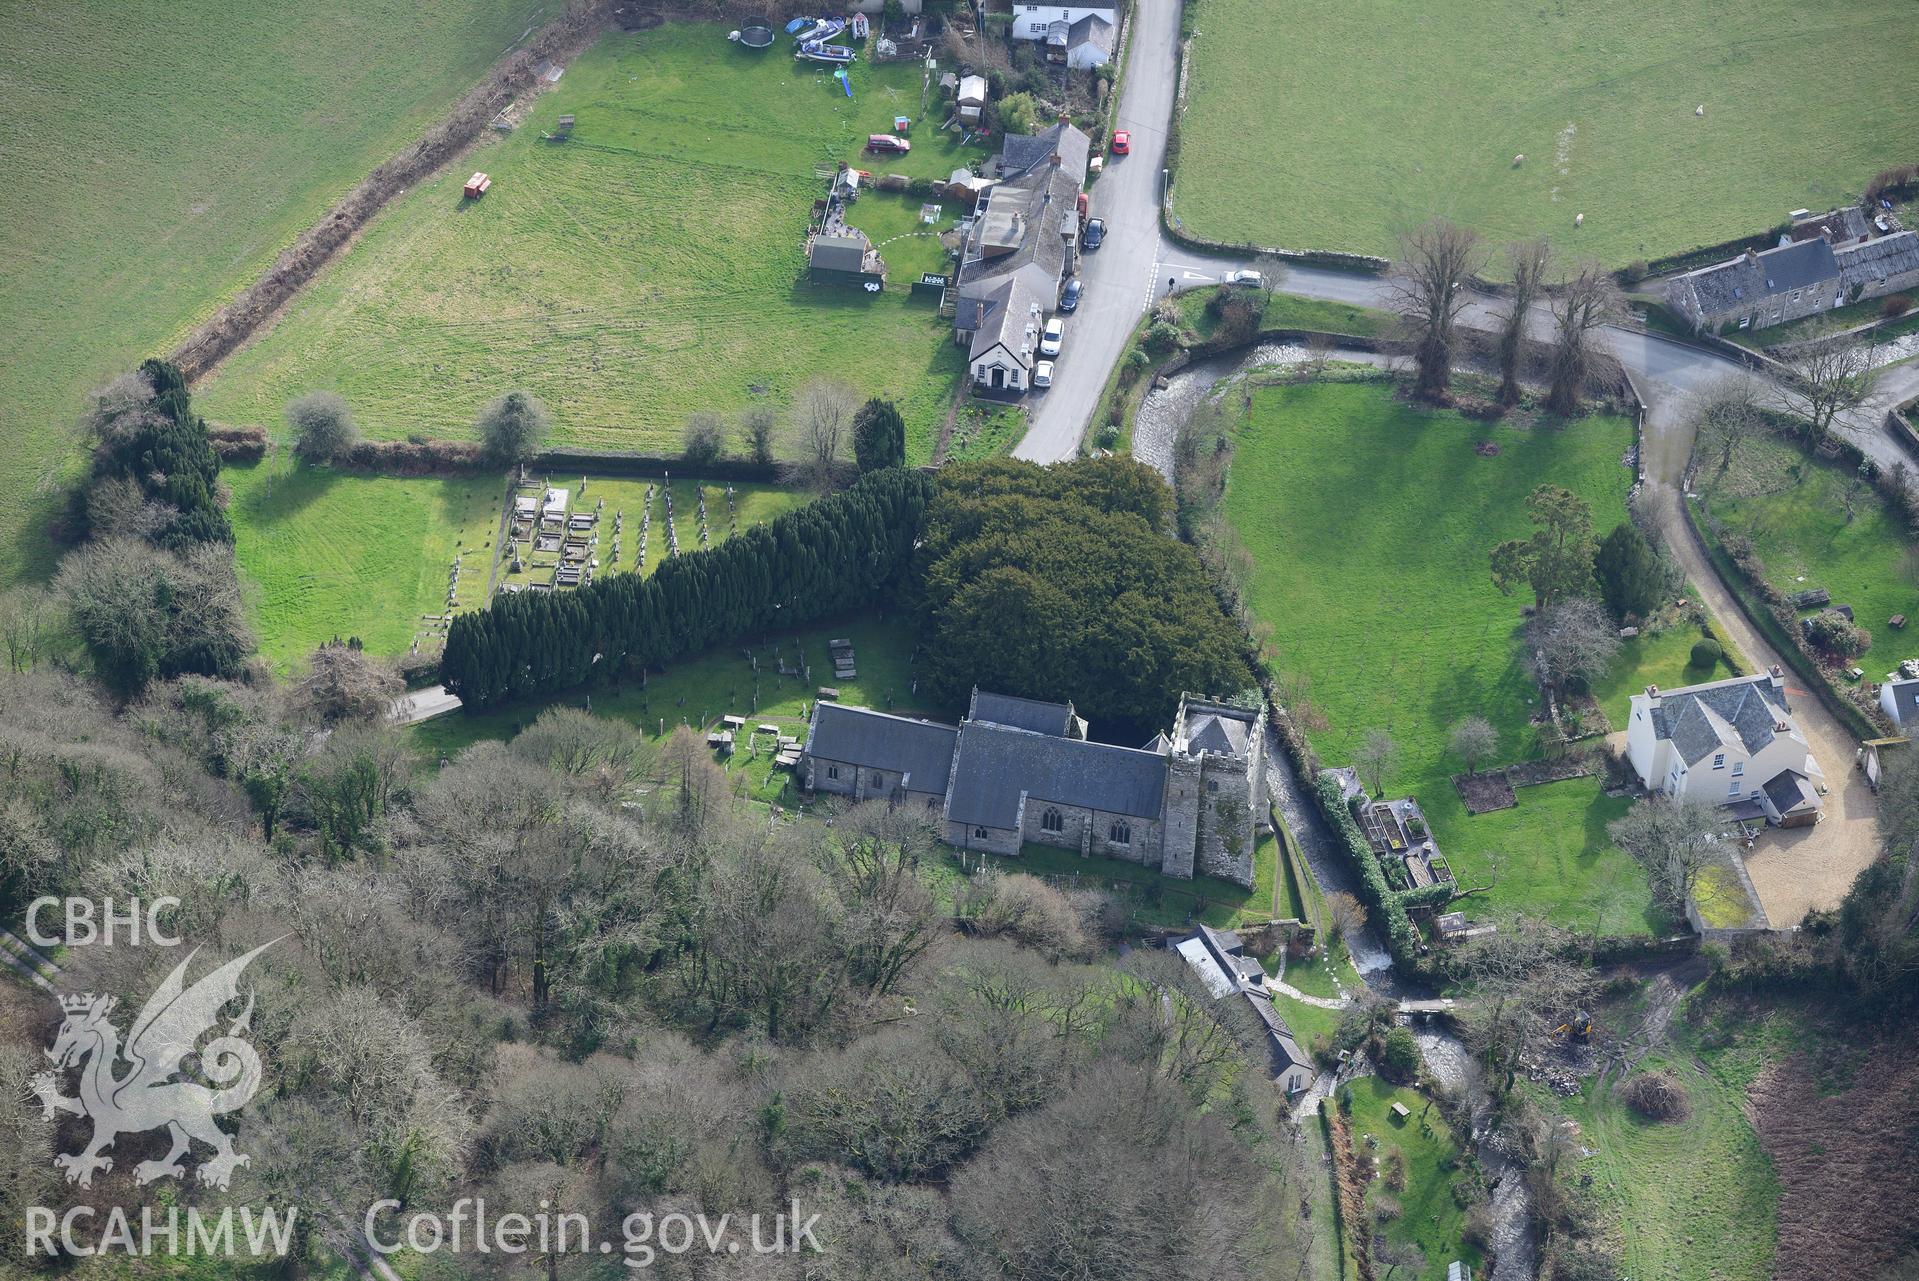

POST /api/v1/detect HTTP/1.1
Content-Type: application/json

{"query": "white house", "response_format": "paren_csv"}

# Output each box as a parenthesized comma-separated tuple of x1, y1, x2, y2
(1626, 670, 1824, 826)
(1009, 1, 1118, 44)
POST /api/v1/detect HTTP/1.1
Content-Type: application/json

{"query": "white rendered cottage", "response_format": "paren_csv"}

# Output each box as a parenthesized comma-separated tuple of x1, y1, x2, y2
(1625, 670, 1823, 826)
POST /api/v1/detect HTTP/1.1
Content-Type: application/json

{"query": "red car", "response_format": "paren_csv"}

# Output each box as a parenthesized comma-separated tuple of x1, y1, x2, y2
(1111, 130, 1131, 155)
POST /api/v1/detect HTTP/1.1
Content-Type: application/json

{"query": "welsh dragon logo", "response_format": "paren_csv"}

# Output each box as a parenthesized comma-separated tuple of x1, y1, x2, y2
(29, 940, 277, 1190)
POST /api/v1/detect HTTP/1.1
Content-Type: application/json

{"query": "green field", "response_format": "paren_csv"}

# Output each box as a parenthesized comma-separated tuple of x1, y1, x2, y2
(198, 23, 986, 465)
(224, 456, 505, 668)
(1342, 1077, 1482, 1281)
(1559, 1013, 1782, 1280)
(1700, 423, 1918, 650)
(1220, 381, 1672, 932)
(0, 0, 545, 586)
(226, 457, 811, 667)
(1175, 0, 1919, 267)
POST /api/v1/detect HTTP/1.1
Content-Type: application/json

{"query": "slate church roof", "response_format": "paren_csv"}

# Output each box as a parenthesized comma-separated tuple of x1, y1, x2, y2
(805, 703, 958, 792)
(969, 687, 1078, 736)
(945, 720, 1167, 829)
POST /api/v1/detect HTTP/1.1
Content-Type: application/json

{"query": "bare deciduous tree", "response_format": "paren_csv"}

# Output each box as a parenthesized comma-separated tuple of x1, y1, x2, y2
(739, 403, 778, 465)
(1449, 715, 1499, 776)
(0, 586, 61, 673)
(1527, 595, 1621, 691)
(296, 642, 400, 725)
(1607, 797, 1727, 913)
(787, 377, 858, 491)
(1546, 263, 1624, 416)
(681, 410, 726, 464)
(1693, 374, 1766, 481)
(1389, 218, 1487, 401)
(1460, 918, 1597, 1091)
(1497, 239, 1552, 406)
(1324, 890, 1368, 942)
(287, 391, 359, 463)
(1781, 332, 1878, 445)
(1355, 728, 1399, 796)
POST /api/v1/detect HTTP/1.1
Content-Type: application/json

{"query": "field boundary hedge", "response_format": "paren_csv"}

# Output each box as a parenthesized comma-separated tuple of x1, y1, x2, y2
(1159, 35, 1389, 275)
(172, 1, 614, 384)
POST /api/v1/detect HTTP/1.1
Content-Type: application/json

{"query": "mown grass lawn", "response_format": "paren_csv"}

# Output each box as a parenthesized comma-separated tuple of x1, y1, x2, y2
(0, 0, 544, 586)
(1341, 1077, 1482, 1281)
(197, 23, 984, 466)
(1175, 0, 1919, 268)
(224, 456, 506, 670)
(1699, 424, 1918, 649)
(1219, 381, 1669, 932)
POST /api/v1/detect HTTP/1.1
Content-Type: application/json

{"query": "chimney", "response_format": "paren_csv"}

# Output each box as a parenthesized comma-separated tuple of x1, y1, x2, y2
(1744, 249, 1759, 263)
(1646, 684, 1659, 699)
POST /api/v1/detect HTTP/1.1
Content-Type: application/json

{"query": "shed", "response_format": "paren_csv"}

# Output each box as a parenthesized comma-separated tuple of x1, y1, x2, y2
(956, 73, 988, 122)
(1390, 1101, 1411, 1120)
(464, 172, 492, 199)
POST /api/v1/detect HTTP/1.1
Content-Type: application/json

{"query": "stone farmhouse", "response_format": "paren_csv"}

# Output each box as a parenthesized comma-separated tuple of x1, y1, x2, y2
(1624, 670, 1824, 826)
(1664, 208, 1919, 333)
(1173, 924, 1312, 1094)
(801, 687, 1265, 885)
(951, 121, 1090, 393)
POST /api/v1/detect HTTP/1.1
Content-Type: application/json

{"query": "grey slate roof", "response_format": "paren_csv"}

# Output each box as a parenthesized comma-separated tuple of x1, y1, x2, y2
(954, 123, 1088, 322)
(806, 704, 958, 792)
(1763, 768, 1816, 815)
(1648, 675, 1792, 766)
(946, 720, 1167, 828)
(961, 275, 1043, 366)
(1066, 13, 1114, 54)
(970, 688, 1075, 736)
(1837, 231, 1919, 290)
(809, 233, 870, 274)
(1885, 677, 1919, 725)
(1671, 238, 1839, 318)
(1186, 711, 1250, 756)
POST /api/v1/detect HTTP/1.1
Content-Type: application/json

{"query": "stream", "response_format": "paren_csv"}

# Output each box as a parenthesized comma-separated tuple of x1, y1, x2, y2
(1149, 335, 1540, 1278)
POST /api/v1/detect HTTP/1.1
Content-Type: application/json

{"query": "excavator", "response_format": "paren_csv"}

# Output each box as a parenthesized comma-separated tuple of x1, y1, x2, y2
(1549, 1009, 1594, 1043)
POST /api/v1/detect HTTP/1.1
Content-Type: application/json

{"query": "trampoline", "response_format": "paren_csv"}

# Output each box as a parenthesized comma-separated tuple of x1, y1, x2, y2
(732, 24, 775, 48)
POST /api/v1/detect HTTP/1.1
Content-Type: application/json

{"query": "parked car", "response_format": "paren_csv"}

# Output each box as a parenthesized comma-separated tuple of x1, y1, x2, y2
(1083, 218, 1106, 249)
(1223, 269, 1265, 287)
(1059, 279, 1083, 313)
(1040, 318, 1064, 357)
(1111, 130, 1131, 155)
(1033, 360, 1055, 388)
(865, 134, 910, 154)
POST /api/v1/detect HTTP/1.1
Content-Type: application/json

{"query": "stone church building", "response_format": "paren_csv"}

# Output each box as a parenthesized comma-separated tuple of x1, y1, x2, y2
(800, 688, 1265, 887)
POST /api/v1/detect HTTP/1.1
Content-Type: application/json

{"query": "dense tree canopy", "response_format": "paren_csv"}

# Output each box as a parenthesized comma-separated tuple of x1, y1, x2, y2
(911, 457, 1252, 732)
(852, 398, 906, 473)
(80, 359, 231, 549)
(443, 468, 935, 709)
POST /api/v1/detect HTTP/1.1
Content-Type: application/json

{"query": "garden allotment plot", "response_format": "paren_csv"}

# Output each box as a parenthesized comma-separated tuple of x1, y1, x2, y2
(1176, 0, 1919, 267)
(198, 23, 967, 462)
